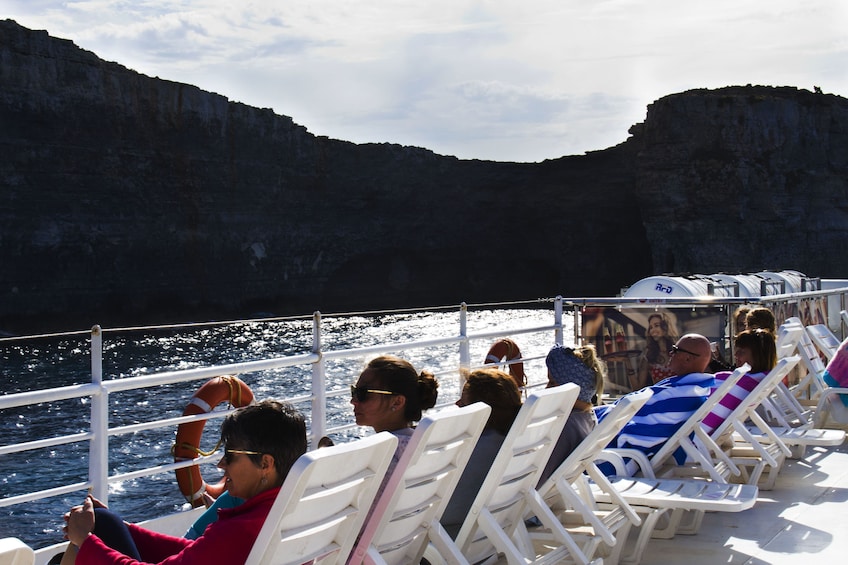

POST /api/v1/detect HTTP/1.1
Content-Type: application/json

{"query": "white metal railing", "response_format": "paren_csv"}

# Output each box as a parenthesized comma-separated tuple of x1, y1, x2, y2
(2, 290, 847, 519)
(0, 300, 568, 512)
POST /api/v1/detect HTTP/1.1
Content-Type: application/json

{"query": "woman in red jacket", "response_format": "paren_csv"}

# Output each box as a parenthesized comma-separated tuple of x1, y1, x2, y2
(60, 399, 307, 565)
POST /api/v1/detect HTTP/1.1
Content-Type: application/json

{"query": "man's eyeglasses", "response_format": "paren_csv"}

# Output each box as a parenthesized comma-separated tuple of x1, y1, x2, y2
(223, 448, 263, 464)
(669, 344, 701, 357)
(350, 385, 395, 402)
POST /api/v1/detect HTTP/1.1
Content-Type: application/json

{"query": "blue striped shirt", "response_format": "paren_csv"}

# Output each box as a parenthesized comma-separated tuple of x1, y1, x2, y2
(596, 372, 714, 465)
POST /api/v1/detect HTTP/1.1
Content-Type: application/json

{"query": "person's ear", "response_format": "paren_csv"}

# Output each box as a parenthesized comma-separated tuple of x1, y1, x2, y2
(391, 395, 406, 412)
(260, 453, 275, 470)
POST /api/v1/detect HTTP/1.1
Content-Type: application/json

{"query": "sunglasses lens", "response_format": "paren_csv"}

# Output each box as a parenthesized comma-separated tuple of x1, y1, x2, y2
(350, 385, 365, 402)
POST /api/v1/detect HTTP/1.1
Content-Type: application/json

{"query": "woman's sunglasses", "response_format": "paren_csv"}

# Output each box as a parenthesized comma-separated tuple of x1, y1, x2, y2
(350, 385, 395, 402)
(223, 448, 263, 464)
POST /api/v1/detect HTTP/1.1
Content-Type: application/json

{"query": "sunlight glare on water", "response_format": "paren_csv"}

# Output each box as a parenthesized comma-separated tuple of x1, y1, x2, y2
(0, 307, 573, 549)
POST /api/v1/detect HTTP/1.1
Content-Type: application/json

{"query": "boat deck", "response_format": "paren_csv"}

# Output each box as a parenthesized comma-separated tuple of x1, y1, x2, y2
(639, 435, 848, 565)
(28, 434, 848, 565)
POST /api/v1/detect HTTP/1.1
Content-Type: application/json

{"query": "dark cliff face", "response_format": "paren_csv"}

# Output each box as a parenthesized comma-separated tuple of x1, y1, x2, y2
(632, 87, 848, 275)
(1, 20, 846, 333)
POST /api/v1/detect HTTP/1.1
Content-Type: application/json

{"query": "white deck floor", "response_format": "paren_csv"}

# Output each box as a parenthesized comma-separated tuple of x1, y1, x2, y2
(29, 435, 848, 565)
(638, 438, 848, 565)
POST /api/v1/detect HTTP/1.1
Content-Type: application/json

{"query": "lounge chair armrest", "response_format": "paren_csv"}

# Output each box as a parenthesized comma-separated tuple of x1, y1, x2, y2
(818, 387, 848, 409)
(596, 448, 656, 478)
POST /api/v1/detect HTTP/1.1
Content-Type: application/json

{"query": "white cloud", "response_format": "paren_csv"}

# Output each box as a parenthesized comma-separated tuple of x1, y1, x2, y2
(5, 0, 847, 161)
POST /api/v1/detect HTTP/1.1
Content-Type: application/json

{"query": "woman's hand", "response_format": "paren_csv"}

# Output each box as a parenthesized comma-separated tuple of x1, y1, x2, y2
(64, 496, 96, 547)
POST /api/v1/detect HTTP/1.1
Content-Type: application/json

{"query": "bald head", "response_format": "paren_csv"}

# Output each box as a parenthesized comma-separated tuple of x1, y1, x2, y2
(667, 333, 711, 375)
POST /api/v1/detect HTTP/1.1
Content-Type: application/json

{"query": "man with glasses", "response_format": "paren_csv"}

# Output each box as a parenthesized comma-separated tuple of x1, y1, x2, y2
(596, 334, 715, 473)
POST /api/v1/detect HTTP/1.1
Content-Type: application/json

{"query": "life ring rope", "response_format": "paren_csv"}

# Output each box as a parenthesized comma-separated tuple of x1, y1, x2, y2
(171, 440, 221, 459)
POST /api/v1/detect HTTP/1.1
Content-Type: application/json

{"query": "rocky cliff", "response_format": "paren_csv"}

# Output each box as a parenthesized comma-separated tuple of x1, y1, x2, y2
(2, 20, 847, 333)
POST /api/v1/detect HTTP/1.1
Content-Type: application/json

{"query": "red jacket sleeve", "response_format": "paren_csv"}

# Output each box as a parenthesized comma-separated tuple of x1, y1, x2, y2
(75, 488, 278, 565)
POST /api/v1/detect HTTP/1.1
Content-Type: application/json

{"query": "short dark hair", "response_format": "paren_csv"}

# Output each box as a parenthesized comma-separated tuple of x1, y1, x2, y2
(220, 399, 307, 486)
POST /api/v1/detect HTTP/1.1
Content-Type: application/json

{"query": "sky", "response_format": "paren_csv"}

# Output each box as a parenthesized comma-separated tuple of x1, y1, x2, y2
(5, 1, 847, 162)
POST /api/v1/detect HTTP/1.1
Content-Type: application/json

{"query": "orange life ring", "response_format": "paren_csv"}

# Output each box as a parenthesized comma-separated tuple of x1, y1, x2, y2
(173, 375, 254, 507)
(484, 338, 527, 390)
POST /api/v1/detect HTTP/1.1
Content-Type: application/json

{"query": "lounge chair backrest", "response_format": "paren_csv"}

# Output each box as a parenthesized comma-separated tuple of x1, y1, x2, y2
(776, 319, 805, 359)
(806, 324, 840, 362)
(0, 537, 34, 565)
(453, 383, 580, 565)
(537, 387, 653, 544)
(644, 364, 750, 480)
(348, 402, 491, 565)
(540, 388, 653, 495)
(247, 432, 398, 565)
(712, 355, 801, 440)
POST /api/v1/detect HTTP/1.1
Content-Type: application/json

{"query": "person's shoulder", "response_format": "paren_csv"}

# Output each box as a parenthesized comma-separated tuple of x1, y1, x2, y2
(393, 427, 416, 438)
(671, 371, 713, 381)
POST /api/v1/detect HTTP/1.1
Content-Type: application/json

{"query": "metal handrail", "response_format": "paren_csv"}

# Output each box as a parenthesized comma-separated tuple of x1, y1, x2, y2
(3, 288, 847, 513)
(0, 300, 568, 510)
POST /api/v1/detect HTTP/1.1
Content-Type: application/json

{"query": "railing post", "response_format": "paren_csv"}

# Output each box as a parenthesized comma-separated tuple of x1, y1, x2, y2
(554, 296, 564, 345)
(89, 325, 109, 503)
(310, 312, 327, 446)
(459, 303, 469, 376)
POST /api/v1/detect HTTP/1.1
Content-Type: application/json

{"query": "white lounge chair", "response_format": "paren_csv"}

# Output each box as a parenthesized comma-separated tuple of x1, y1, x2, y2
(806, 323, 840, 362)
(348, 402, 491, 565)
(592, 454, 757, 565)
(752, 321, 846, 456)
(599, 365, 753, 486)
(613, 357, 801, 491)
(247, 432, 398, 565)
(634, 364, 751, 484)
(748, 319, 847, 449)
(534, 388, 653, 565)
(713, 356, 803, 489)
(582, 367, 758, 559)
(429, 384, 593, 565)
(794, 332, 848, 429)
(0, 537, 34, 565)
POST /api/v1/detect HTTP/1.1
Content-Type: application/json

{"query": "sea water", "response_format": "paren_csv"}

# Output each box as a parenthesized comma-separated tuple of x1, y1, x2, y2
(0, 307, 567, 548)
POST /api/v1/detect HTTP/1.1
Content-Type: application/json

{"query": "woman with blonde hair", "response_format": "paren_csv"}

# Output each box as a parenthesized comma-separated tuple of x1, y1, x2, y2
(537, 344, 607, 486)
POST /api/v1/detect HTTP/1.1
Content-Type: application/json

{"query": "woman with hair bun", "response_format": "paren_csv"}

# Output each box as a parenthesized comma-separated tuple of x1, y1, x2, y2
(350, 355, 439, 486)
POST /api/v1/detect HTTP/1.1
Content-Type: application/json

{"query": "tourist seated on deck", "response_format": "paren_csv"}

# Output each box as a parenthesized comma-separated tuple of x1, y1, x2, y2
(59, 400, 307, 565)
(734, 306, 751, 334)
(823, 335, 848, 407)
(701, 328, 777, 435)
(745, 306, 777, 334)
(535, 344, 606, 487)
(351, 355, 439, 496)
(184, 491, 242, 540)
(707, 305, 755, 373)
(596, 334, 714, 468)
(441, 368, 523, 537)
(183, 436, 335, 540)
